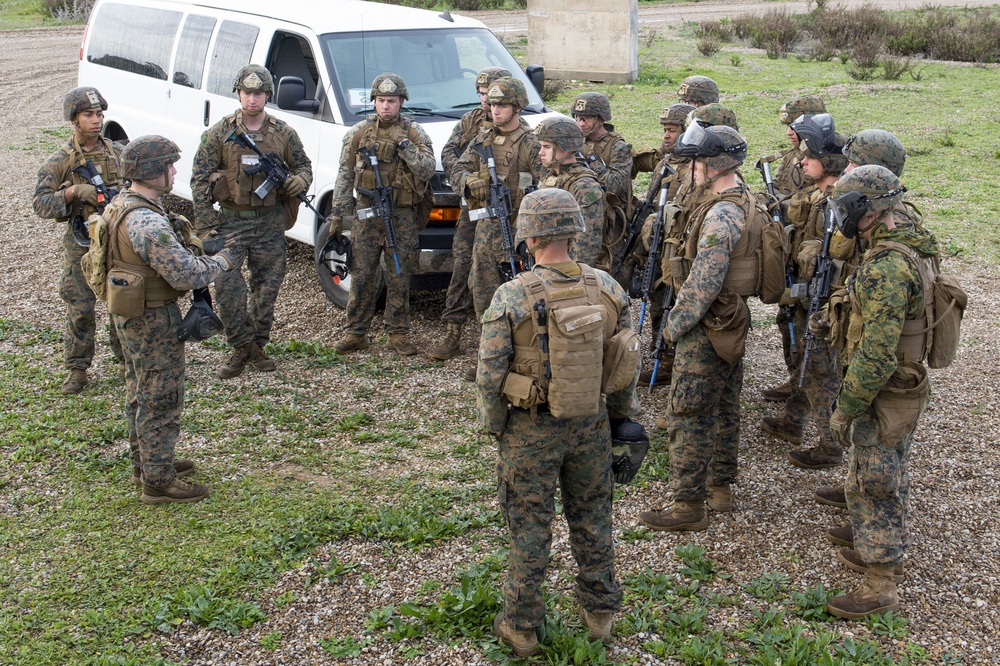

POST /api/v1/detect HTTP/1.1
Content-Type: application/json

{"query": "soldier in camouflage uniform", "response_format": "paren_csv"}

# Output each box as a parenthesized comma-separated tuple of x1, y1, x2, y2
(676, 75, 720, 107)
(536, 116, 606, 267)
(818, 165, 938, 618)
(571, 92, 633, 216)
(630, 103, 695, 184)
(638, 124, 752, 530)
(110, 136, 236, 504)
(761, 114, 850, 471)
(427, 67, 511, 361)
(328, 73, 436, 356)
(478, 188, 639, 656)
(191, 65, 312, 378)
(32, 86, 125, 394)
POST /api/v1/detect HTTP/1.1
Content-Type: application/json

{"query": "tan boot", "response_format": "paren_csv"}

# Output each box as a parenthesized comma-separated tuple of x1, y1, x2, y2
(788, 446, 844, 469)
(815, 485, 848, 508)
(388, 333, 418, 356)
(492, 613, 539, 657)
(462, 364, 477, 382)
(838, 549, 905, 582)
(638, 367, 671, 387)
(60, 368, 88, 394)
(217, 342, 257, 379)
(826, 524, 854, 548)
(427, 323, 462, 360)
(761, 380, 792, 402)
(140, 477, 211, 505)
(333, 333, 370, 354)
(707, 484, 734, 512)
(761, 415, 804, 445)
(579, 608, 614, 643)
(250, 344, 276, 372)
(638, 500, 708, 532)
(132, 460, 195, 486)
(827, 565, 899, 619)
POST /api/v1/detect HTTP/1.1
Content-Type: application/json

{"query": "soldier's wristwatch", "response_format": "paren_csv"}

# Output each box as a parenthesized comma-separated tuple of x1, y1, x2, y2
(398, 138, 411, 150)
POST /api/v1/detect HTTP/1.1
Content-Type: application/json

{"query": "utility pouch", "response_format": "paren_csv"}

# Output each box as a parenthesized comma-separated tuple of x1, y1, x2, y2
(502, 371, 545, 410)
(106, 268, 145, 319)
(208, 171, 230, 203)
(702, 294, 749, 366)
(669, 255, 690, 292)
(602, 327, 641, 394)
(871, 362, 929, 446)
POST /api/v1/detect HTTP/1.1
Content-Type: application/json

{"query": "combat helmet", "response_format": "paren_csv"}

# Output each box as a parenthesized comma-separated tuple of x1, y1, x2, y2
(571, 92, 612, 121)
(120, 135, 181, 181)
(515, 188, 585, 246)
(63, 86, 108, 121)
(232, 65, 274, 94)
(830, 165, 906, 238)
(791, 113, 836, 156)
(686, 103, 739, 132)
(676, 75, 719, 106)
(534, 115, 584, 153)
(779, 95, 826, 125)
(844, 129, 907, 177)
(674, 123, 747, 173)
(486, 77, 528, 108)
(475, 66, 512, 90)
(370, 72, 408, 100)
(659, 103, 695, 127)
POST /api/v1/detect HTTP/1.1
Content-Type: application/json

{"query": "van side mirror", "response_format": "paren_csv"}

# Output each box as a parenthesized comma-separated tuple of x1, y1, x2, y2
(276, 76, 320, 113)
(525, 65, 545, 96)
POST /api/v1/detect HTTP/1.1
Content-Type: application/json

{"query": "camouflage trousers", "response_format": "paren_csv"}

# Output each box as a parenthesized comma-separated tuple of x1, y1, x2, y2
(60, 230, 124, 369)
(667, 324, 744, 501)
(845, 408, 920, 566)
(439, 209, 475, 324)
(213, 209, 287, 349)
(470, 215, 513, 321)
(345, 208, 419, 335)
(783, 304, 840, 452)
(497, 408, 623, 630)
(113, 303, 185, 489)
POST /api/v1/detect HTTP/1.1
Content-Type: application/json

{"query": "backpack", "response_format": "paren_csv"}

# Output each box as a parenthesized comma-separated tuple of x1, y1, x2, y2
(80, 194, 148, 301)
(561, 170, 628, 272)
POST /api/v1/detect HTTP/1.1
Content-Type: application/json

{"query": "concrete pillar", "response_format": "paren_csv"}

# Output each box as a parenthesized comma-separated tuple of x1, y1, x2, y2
(527, 0, 638, 83)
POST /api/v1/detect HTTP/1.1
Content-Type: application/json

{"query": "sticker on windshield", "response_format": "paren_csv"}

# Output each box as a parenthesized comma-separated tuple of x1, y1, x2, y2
(347, 88, 371, 107)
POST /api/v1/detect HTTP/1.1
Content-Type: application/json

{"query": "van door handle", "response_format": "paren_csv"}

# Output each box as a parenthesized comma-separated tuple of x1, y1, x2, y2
(203, 101, 210, 127)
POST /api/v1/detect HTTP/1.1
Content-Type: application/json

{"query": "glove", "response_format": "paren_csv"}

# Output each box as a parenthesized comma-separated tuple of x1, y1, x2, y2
(75, 184, 98, 206)
(829, 408, 853, 448)
(282, 174, 307, 198)
(778, 286, 796, 307)
(222, 232, 241, 253)
(465, 176, 488, 202)
(388, 124, 408, 146)
(325, 215, 342, 236)
(216, 249, 235, 272)
(808, 309, 831, 338)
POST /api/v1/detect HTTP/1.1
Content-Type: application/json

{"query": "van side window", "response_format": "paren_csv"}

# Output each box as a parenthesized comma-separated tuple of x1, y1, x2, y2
(86, 3, 181, 81)
(267, 32, 319, 100)
(173, 14, 216, 89)
(206, 21, 260, 97)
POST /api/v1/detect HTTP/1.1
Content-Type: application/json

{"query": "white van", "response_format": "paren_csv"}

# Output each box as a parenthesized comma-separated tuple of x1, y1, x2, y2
(78, 0, 554, 307)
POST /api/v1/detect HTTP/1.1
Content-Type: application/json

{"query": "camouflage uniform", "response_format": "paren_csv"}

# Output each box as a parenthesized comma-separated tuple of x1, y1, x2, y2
(33, 135, 125, 371)
(539, 162, 605, 266)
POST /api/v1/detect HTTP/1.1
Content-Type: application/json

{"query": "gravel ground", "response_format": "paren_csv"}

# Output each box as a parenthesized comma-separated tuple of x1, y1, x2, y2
(1, 20, 998, 666)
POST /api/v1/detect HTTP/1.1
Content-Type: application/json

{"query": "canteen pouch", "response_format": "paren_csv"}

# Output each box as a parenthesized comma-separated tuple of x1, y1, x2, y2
(502, 371, 545, 410)
(871, 362, 929, 446)
(602, 327, 641, 394)
(702, 294, 749, 366)
(106, 268, 145, 319)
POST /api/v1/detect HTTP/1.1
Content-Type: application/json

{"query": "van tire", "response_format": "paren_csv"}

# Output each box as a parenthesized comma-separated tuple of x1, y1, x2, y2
(314, 218, 385, 310)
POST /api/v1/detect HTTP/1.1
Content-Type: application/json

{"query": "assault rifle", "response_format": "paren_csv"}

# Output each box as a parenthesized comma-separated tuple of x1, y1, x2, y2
(469, 143, 523, 282)
(354, 145, 401, 274)
(226, 127, 323, 218)
(648, 283, 676, 392)
(70, 160, 119, 247)
(757, 157, 796, 355)
(612, 162, 675, 278)
(796, 204, 836, 388)
(636, 183, 670, 335)
(533, 298, 552, 381)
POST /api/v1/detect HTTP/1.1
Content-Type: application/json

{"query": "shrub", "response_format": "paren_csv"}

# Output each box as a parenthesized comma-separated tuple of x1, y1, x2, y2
(542, 78, 571, 103)
(847, 35, 882, 80)
(697, 36, 721, 57)
(697, 20, 735, 42)
(46, 0, 94, 20)
(732, 9, 801, 57)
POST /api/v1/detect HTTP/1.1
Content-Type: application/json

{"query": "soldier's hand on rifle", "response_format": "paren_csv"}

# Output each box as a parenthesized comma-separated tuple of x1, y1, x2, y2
(797, 239, 822, 280)
(74, 184, 98, 206)
(808, 309, 830, 338)
(282, 174, 307, 198)
(465, 176, 488, 202)
(325, 215, 342, 236)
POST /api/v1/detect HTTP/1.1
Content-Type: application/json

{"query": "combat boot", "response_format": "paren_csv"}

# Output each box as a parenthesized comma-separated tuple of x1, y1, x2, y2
(492, 613, 539, 657)
(761, 415, 804, 445)
(638, 366, 671, 388)
(761, 380, 792, 402)
(140, 477, 211, 505)
(638, 500, 708, 532)
(462, 364, 477, 382)
(117, 361, 127, 380)
(132, 460, 195, 486)
(826, 524, 854, 548)
(707, 484, 734, 512)
(60, 368, 88, 394)
(815, 485, 848, 508)
(217, 342, 256, 379)
(427, 323, 462, 360)
(333, 333, 370, 354)
(388, 333, 418, 356)
(788, 446, 844, 469)
(838, 549, 905, 582)
(827, 565, 899, 619)
(251, 343, 276, 372)
(579, 608, 614, 643)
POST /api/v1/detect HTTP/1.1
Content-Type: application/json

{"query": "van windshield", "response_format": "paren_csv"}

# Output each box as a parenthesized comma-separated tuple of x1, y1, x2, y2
(320, 28, 545, 123)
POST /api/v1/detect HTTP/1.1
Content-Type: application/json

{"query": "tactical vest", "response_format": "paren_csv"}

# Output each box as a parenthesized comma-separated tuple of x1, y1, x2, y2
(220, 113, 288, 209)
(584, 130, 625, 169)
(60, 136, 122, 221)
(775, 147, 812, 195)
(352, 115, 429, 208)
(456, 107, 490, 156)
(545, 165, 626, 271)
(472, 123, 532, 207)
(788, 186, 857, 289)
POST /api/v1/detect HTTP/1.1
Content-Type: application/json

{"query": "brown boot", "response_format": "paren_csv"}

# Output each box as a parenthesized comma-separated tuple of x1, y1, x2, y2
(827, 566, 899, 619)
(217, 342, 257, 379)
(761, 380, 793, 402)
(251, 344, 276, 372)
(838, 549, 905, 582)
(333, 333, 370, 354)
(462, 364, 477, 382)
(654, 416, 672, 429)
(815, 485, 847, 508)
(579, 607, 613, 643)
(492, 613, 539, 657)
(826, 524, 854, 548)
(638, 501, 708, 532)
(60, 368, 88, 394)
(132, 460, 195, 486)
(140, 477, 211, 505)
(788, 446, 844, 469)
(707, 484, 734, 512)
(638, 367, 671, 387)
(388, 333, 418, 356)
(761, 415, 804, 445)
(427, 323, 462, 360)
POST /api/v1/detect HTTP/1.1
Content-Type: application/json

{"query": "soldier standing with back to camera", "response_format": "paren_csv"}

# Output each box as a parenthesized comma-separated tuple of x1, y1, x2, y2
(328, 73, 435, 356)
(427, 66, 511, 361)
(572, 92, 633, 215)
(191, 64, 312, 378)
(478, 188, 640, 657)
(108, 136, 236, 504)
(33, 86, 125, 394)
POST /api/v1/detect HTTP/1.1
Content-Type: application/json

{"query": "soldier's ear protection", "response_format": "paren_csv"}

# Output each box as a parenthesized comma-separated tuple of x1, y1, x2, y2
(830, 185, 906, 239)
(178, 289, 224, 342)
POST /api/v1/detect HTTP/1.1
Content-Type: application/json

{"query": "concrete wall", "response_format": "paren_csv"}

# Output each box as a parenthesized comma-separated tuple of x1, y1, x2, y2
(527, 0, 638, 83)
